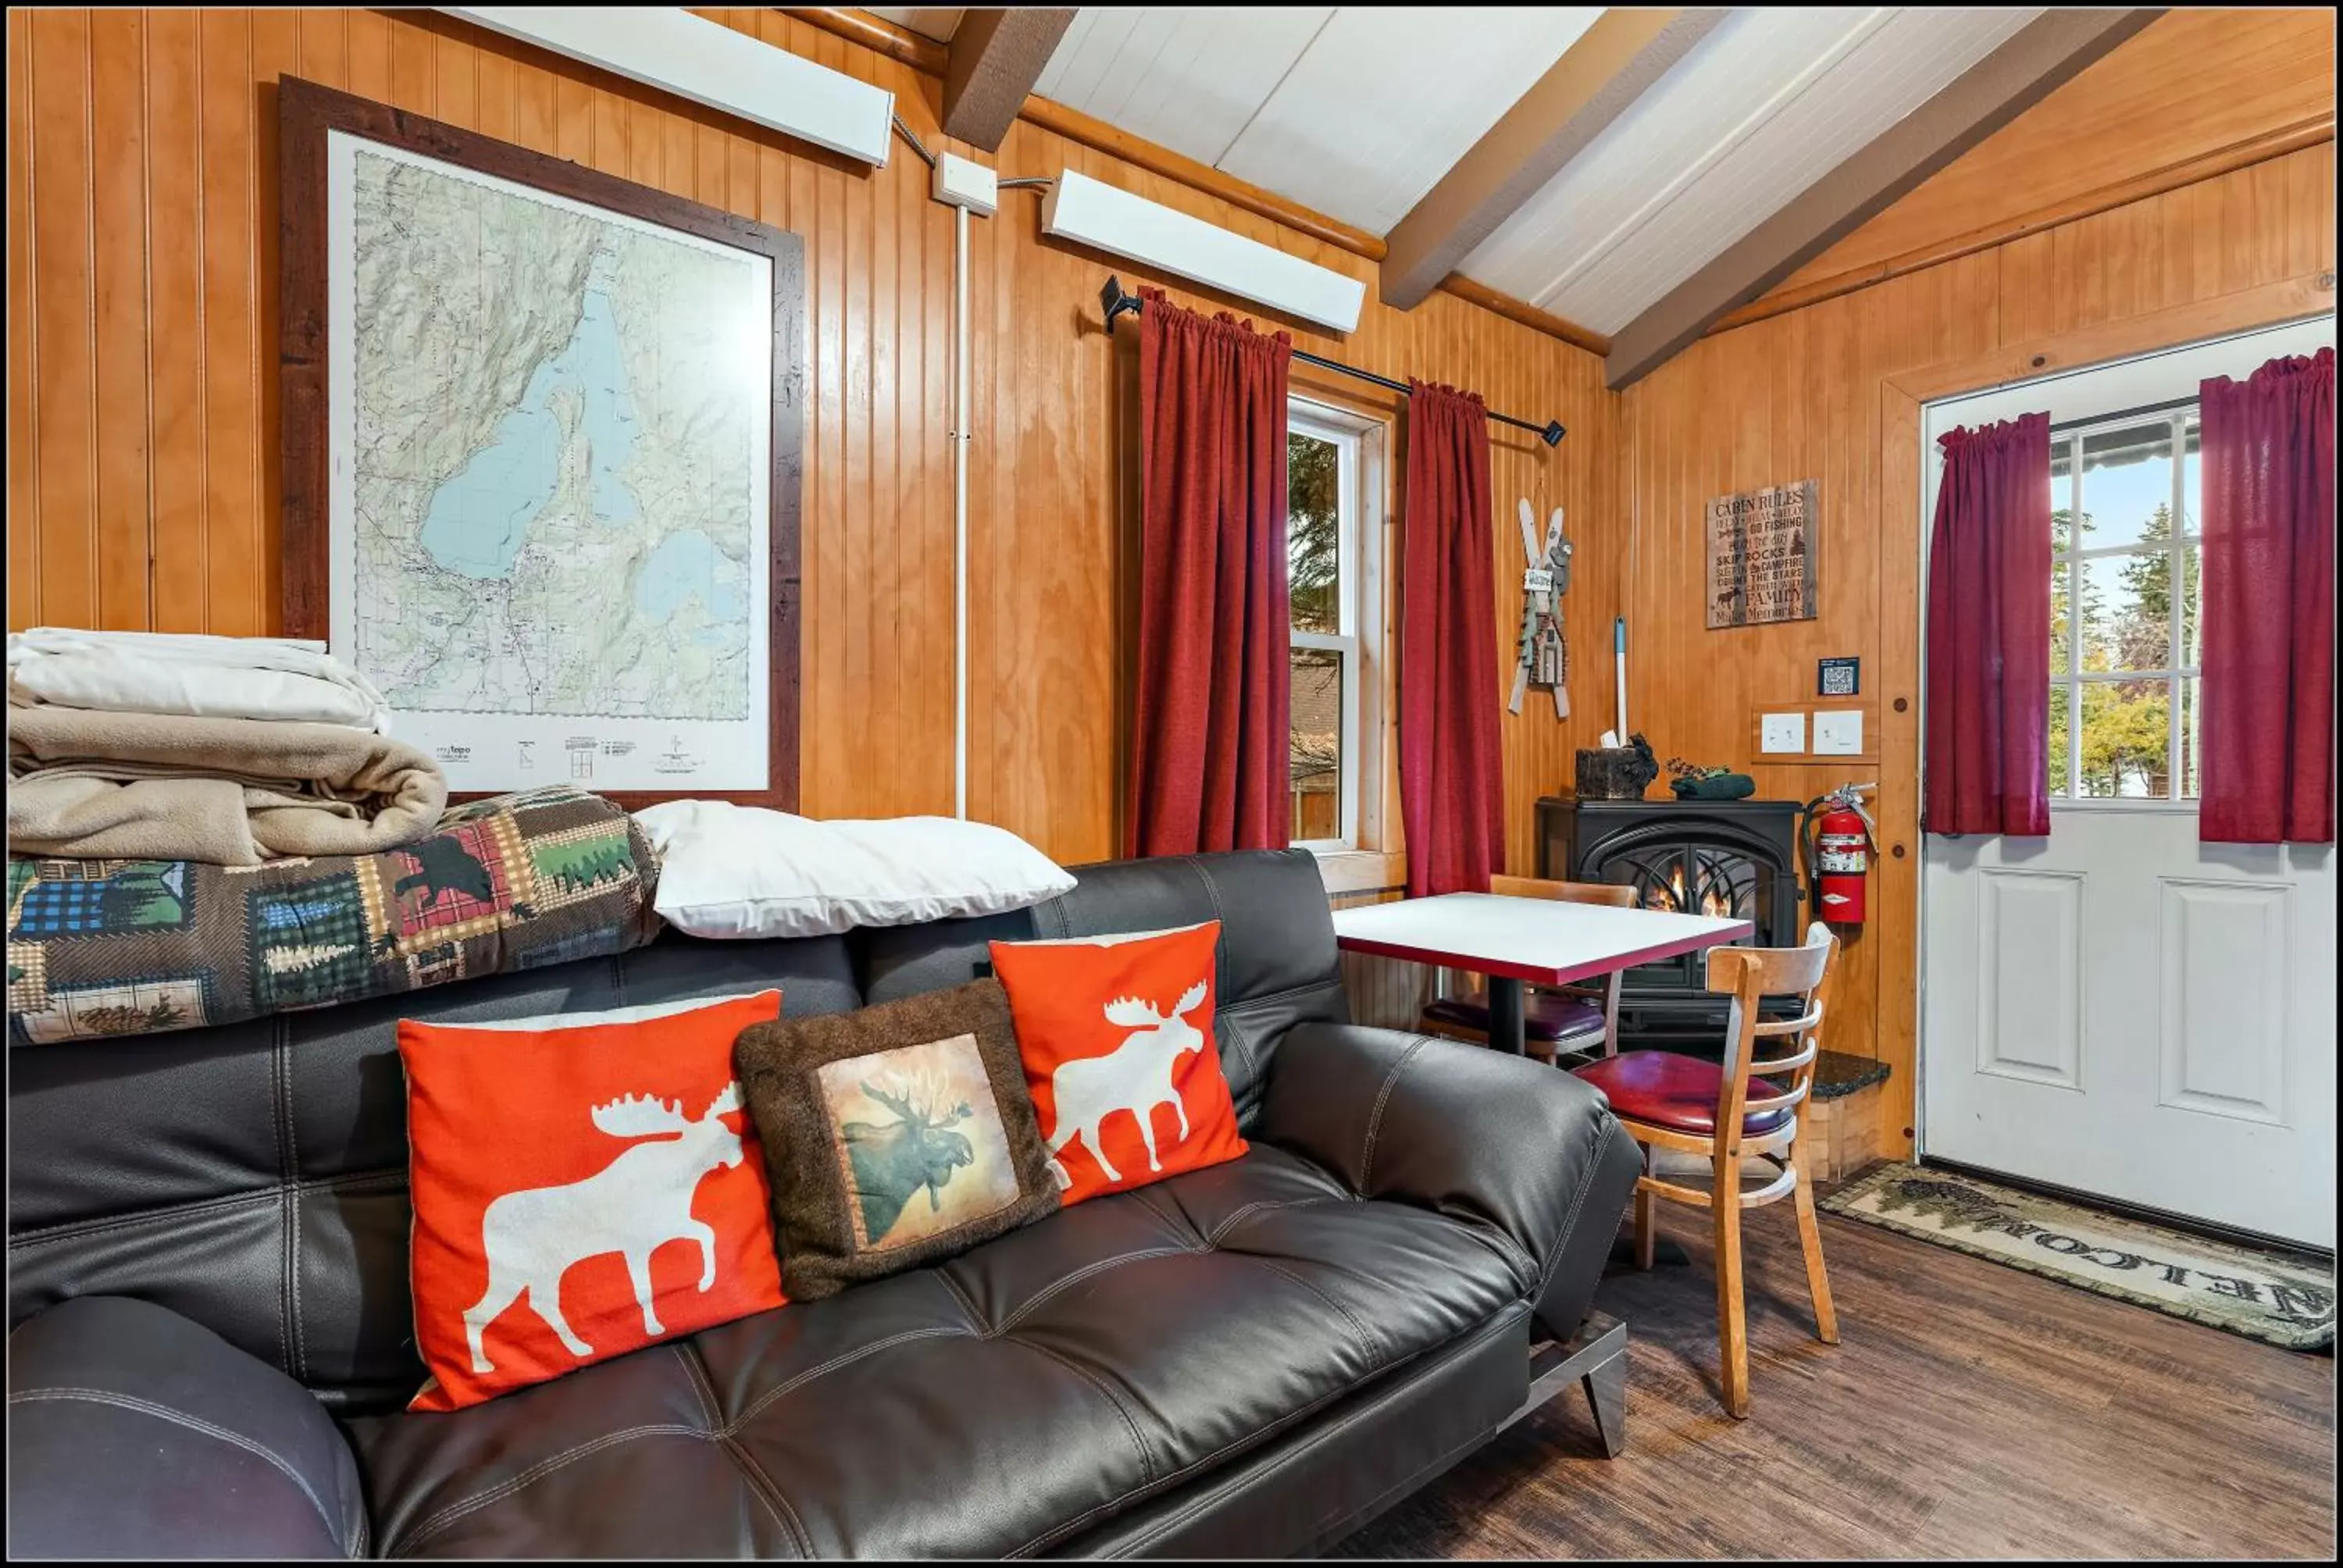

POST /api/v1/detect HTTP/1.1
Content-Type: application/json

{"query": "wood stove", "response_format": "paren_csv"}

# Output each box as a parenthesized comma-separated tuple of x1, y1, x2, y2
(1535, 796, 1805, 1048)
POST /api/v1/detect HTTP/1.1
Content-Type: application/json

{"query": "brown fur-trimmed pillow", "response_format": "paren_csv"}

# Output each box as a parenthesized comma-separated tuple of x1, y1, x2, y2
(733, 978, 1059, 1299)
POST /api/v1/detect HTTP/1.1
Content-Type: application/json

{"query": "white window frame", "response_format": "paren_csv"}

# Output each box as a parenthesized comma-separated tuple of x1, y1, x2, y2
(1920, 315, 2334, 820)
(2050, 407, 2200, 804)
(1287, 398, 1384, 853)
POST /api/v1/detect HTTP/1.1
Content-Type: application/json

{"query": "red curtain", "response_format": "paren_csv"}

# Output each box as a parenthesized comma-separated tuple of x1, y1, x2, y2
(1400, 381, 1503, 898)
(1128, 287, 1293, 857)
(2199, 347, 2335, 844)
(1924, 413, 2052, 836)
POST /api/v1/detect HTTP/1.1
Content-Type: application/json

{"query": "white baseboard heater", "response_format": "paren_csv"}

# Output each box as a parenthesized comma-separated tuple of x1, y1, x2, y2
(444, 7, 894, 167)
(1042, 170, 1367, 334)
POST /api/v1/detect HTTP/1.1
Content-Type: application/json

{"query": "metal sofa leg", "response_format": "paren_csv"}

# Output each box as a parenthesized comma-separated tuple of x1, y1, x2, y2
(1505, 1310, 1628, 1457)
(1582, 1336, 1628, 1458)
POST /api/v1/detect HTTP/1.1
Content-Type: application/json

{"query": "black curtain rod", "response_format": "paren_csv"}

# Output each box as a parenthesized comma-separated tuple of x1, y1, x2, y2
(1099, 278, 1565, 447)
(2047, 394, 2200, 437)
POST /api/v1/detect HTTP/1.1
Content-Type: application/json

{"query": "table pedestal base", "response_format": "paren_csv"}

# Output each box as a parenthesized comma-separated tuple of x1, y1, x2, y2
(1486, 975, 1527, 1054)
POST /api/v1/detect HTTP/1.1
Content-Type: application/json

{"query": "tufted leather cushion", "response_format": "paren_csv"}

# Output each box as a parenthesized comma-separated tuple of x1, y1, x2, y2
(8, 1295, 371, 1559)
(342, 1144, 1528, 1558)
(5, 936, 861, 1411)
(1421, 990, 1605, 1042)
(1571, 1049, 1792, 1137)
(10, 850, 1651, 1559)
(5, 851, 1346, 1414)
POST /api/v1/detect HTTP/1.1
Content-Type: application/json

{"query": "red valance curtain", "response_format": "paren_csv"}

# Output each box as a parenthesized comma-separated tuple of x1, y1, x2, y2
(1399, 381, 1503, 897)
(1128, 287, 1293, 857)
(1924, 413, 2052, 836)
(2199, 346, 2334, 844)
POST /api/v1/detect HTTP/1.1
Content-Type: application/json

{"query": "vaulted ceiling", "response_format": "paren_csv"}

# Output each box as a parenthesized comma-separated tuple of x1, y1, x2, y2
(862, 6, 2158, 384)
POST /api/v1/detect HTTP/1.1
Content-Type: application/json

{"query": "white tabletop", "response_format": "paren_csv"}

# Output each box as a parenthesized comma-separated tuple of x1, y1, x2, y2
(1330, 893, 1752, 985)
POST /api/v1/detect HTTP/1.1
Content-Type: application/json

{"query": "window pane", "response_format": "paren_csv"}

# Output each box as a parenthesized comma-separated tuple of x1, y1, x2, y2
(2050, 561, 2072, 676)
(2077, 679, 2166, 797)
(1288, 433, 1341, 634)
(2179, 540, 2202, 668)
(2178, 675, 2201, 799)
(2050, 441, 2077, 554)
(2181, 417, 2201, 537)
(1289, 645, 1343, 842)
(2049, 684, 2071, 796)
(2077, 421, 2176, 551)
(2080, 551, 2170, 672)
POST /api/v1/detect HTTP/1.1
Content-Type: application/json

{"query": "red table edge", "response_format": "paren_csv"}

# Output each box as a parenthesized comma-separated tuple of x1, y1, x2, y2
(1331, 918, 1756, 988)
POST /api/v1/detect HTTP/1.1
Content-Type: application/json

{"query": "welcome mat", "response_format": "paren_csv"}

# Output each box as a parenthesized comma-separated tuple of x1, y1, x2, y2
(1822, 1163, 2334, 1352)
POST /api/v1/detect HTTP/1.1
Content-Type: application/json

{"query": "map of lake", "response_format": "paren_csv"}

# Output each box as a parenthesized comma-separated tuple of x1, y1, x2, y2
(417, 254, 647, 580)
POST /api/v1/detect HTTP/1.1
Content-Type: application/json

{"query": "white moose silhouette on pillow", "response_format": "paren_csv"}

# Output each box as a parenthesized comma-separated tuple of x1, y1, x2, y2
(1044, 979, 1210, 1188)
(462, 1083, 745, 1374)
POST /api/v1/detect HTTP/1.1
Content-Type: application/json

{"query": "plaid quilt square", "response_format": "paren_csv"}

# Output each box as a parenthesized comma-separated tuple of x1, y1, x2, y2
(248, 873, 376, 1012)
(383, 820, 522, 939)
(8, 942, 50, 1015)
(14, 878, 108, 935)
(9, 861, 191, 937)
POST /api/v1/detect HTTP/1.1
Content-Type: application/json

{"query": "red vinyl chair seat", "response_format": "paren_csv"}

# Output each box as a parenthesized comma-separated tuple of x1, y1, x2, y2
(1420, 990, 1606, 1043)
(1573, 1050, 1795, 1138)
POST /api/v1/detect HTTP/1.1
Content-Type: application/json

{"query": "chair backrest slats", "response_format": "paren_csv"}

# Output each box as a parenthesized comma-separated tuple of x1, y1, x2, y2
(1705, 922, 1838, 1150)
(1489, 874, 1637, 907)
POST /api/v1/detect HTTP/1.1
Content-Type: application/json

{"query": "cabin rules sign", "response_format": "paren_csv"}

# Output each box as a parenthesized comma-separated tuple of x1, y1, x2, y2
(1706, 479, 1818, 629)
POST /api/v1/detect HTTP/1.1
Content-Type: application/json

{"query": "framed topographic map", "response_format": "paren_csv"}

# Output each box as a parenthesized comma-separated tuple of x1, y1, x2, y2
(278, 78, 802, 808)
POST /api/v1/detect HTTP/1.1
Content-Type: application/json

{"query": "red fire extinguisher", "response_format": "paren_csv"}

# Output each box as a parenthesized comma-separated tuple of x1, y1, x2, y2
(1800, 782, 1877, 925)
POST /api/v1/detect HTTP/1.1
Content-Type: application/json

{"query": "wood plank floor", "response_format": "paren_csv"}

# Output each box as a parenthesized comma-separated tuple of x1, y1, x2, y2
(1339, 1190, 2336, 1559)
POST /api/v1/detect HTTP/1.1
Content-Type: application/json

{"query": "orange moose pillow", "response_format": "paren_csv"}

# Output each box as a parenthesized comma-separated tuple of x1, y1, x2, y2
(398, 990, 786, 1411)
(988, 921, 1246, 1205)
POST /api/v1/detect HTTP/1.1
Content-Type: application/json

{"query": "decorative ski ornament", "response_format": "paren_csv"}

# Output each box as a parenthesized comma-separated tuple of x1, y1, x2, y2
(1509, 497, 1571, 718)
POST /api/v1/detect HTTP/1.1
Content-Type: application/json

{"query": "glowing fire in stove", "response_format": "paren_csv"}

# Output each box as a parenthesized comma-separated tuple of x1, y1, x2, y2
(1647, 862, 1736, 920)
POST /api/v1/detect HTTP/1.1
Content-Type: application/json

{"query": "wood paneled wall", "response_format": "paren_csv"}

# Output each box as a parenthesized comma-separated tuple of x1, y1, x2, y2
(4, 7, 1616, 868)
(10, 9, 2333, 1132)
(1621, 137, 2338, 1156)
(1742, 9, 2337, 324)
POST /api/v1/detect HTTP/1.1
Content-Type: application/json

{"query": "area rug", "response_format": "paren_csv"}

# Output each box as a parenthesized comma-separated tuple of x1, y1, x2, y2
(1822, 1163, 2334, 1352)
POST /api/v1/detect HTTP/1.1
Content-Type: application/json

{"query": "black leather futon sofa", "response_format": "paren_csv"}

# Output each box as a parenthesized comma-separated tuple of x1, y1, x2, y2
(7, 848, 1641, 1558)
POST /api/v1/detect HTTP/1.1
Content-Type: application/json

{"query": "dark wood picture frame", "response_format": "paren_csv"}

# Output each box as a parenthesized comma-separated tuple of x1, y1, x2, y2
(276, 76, 804, 811)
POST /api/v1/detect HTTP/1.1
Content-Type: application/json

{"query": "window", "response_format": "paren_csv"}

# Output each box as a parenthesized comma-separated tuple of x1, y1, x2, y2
(2049, 408, 2202, 800)
(1287, 401, 1382, 850)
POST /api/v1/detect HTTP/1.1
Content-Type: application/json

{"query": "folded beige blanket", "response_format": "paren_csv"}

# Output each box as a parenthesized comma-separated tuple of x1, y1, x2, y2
(8, 706, 447, 865)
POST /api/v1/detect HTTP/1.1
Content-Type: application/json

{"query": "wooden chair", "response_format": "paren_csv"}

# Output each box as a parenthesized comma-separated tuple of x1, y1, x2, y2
(1417, 875, 1635, 1062)
(1570, 922, 1840, 1419)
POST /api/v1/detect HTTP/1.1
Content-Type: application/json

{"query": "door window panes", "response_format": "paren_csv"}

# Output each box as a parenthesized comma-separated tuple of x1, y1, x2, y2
(2045, 406, 2201, 802)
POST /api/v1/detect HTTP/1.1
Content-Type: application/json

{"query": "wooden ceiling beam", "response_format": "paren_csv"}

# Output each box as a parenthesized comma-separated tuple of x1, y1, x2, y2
(779, 7, 947, 76)
(1436, 273, 1610, 357)
(1381, 9, 1727, 312)
(1603, 8, 2165, 390)
(943, 7, 1077, 152)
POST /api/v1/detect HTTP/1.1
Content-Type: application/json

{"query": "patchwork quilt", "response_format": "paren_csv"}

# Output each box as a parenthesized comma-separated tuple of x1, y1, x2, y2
(8, 786, 663, 1046)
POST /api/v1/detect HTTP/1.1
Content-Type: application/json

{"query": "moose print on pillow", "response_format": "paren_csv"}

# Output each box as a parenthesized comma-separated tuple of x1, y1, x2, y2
(990, 921, 1248, 1206)
(1045, 979, 1211, 1189)
(819, 1039, 1020, 1251)
(462, 1082, 751, 1376)
(733, 978, 1063, 1300)
(399, 992, 787, 1412)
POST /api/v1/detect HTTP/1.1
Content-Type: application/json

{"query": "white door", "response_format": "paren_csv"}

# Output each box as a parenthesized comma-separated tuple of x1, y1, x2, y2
(1919, 318, 2337, 1249)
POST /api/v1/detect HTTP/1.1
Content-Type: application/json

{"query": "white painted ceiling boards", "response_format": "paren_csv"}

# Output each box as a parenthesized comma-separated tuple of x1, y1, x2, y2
(1036, 8, 1603, 237)
(1460, 6, 2040, 333)
(860, 6, 2052, 336)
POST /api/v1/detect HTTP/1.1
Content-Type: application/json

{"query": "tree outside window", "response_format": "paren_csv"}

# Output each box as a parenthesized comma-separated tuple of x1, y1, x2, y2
(2048, 415, 2201, 800)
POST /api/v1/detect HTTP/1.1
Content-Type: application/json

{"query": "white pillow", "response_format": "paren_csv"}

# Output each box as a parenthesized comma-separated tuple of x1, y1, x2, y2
(633, 800, 1077, 940)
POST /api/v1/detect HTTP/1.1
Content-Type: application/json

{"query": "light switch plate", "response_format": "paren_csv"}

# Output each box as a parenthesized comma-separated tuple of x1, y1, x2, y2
(1760, 712, 1806, 754)
(1813, 709, 1863, 755)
